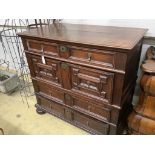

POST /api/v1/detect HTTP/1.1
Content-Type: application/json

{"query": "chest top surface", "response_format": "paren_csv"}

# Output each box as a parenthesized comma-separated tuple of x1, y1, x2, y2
(18, 23, 147, 50)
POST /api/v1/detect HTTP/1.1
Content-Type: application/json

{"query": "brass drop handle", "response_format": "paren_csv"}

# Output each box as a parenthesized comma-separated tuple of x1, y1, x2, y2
(87, 53, 92, 62)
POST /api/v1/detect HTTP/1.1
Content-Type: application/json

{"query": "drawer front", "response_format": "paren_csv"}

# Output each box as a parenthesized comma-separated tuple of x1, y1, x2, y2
(37, 95, 65, 118)
(69, 64, 114, 103)
(27, 40, 58, 57)
(33, 80, 65, 104)
(73, 111, 109, 134)
(27, 40, 42, 53)
(58, 45, 115, 69)
(37, 95, 110, 134)
(33, 78, 111, 122)
(64, 93, 110, 121)
(26, 53, 62, 86)
(26, 40, 118, 70)
(66, 46, 115, 69)
(27, 54, 114, 104)
(59, 45, 116, 69)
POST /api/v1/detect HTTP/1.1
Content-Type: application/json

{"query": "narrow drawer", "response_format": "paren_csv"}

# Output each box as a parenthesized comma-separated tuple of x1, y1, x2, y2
(73, 111, 109, 134)
(26, 39, 128, 72)
(27, 40, 42, 53)
(26, 40, 118, 70)
(27, 40, 59, 57)
(58, 45, 116, 69)
(67, 46, 115, 69)
(64, 93, 110, 121)
(59, 45, 118, 70)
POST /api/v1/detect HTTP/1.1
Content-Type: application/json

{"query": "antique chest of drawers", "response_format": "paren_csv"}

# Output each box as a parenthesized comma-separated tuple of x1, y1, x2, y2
(18, 23, 147, 134)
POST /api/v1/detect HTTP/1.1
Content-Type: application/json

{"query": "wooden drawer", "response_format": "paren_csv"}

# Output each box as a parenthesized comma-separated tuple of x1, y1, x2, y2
(27, 40, 42, 53)
(36, 95, 110, 134)
(60, 45, 125, 72)
(37, 95, 65, 118)
(33, 78, 121, 125)
(64, 46, 115, 69)
(33, 78, 111, 122)
(33, 80, 65, 104)
(64, 93, 110, 121)
(58, 45, 116, 69)
(33, 78, 111, 121)
(27, 53, 114, 104)
(61, 63, 114, 103)
(27, 40, 58, 57)
(26, 53, 62, 86)
(26, 40, 125, 70)
(73, 111, 109, 134)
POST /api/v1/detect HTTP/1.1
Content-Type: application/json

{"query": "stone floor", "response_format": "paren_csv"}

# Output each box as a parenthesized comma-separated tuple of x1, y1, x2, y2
(0, 89, 88, 135)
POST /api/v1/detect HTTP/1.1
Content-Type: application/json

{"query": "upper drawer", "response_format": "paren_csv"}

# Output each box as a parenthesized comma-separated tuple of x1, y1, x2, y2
(27, 40, 58, 56)
(59, 45, 115, 69)
(26, 39, 127, 71)
(26, 53, 62, 87)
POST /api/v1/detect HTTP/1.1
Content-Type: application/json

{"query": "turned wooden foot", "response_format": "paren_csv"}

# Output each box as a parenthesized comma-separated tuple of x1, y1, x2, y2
(36, 107, 46, 115)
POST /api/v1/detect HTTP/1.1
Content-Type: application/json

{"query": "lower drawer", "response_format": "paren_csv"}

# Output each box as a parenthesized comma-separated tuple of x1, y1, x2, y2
(73, 111, 109, 134)
(33, 79, 111, 122)
(65, 94, 111, 122)
(37, 95, 65, 118)
(36, 95, 111, 134)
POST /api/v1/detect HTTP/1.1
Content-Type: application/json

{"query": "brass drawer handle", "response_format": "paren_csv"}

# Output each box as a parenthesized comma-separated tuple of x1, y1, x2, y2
(59, 45, 68, 52)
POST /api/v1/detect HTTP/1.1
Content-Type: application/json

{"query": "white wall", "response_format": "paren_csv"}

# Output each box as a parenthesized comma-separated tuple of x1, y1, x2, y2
(62, 19, 155, 37)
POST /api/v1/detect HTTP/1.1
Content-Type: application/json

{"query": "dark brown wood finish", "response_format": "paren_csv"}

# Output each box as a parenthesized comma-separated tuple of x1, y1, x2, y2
(18, 23, 147, 134)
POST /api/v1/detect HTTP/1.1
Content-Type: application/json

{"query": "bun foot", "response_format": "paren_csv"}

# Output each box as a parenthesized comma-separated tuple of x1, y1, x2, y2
(36, 107, 46, 115)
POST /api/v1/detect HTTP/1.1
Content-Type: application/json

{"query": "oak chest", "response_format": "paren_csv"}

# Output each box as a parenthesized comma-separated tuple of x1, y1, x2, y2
(18, 23, 147, 134)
